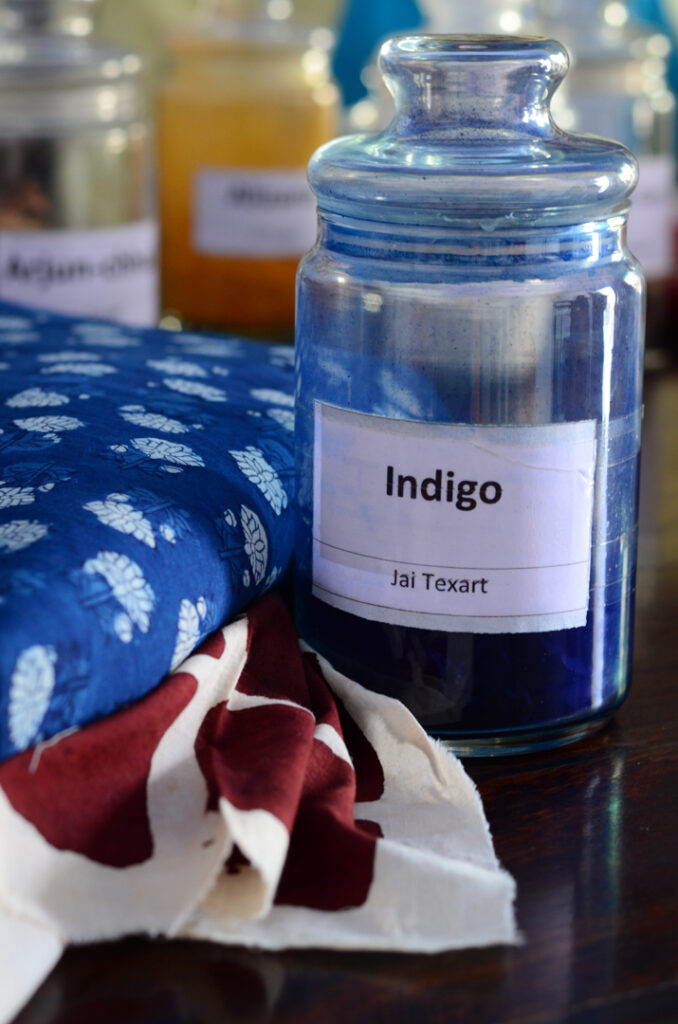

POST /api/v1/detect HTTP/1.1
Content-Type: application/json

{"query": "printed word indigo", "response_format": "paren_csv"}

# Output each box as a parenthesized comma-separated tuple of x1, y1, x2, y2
(385, 466, 503, 511)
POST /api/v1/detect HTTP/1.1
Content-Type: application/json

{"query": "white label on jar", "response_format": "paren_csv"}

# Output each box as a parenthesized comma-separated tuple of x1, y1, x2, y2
(313, 404, 597, 635)
(193, 168, 317, 258)
(627, 154, 678, 280)
(0, 220, 158, 326)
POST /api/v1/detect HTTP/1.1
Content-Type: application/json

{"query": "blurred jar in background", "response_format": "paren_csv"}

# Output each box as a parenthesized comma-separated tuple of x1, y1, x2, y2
(0, 0, 158, 325)
(157, 0, 340, 338)
(0, 0, 100, 34)
(96, 0, 342, 96)
(95, 0, 199, 107)
(538, 0, 678, 352)
(420, 0, 540, 33)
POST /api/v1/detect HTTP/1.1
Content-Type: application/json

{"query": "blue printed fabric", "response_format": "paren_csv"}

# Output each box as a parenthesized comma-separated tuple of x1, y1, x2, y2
(0, 303, 295, 762)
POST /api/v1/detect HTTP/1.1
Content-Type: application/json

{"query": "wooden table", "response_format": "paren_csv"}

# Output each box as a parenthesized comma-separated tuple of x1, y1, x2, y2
(14, 371, 678, 1024)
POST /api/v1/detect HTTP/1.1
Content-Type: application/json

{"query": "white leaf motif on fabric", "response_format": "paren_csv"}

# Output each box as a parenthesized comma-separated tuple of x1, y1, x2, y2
(72, 323, 139, 348)
(131, 438, 205, 467)
(163, 378, 226, 402)
(147, 358, 208, 378)
(0, 315, 32, 330)
(0, 520, 48, 552)
(0, 485, 35, 509)
(41, 363, 117, 376)
(229, 447, 288, 515)
(83, 551, 155, 634)
(114, 613, 134, 643)
(224, 509, 237, 528)
(38, 351, 101, 363)
(267, 408, 294, 431)
(265, 566, 282, 588)
(84, 494, 156, 548)
(8, 645, 57, 750)
(160, 524, 176, 543)
(0, 334, 39, 345)
(250, 388, 294, 408)
(211, 367, 231, 378)
(119, 407, 189, 434)
(240, 505, 268, 585)
(6, 389, 70, 408)
(176, 336, 243, 357)
(14, 416, 84, 435)
(171, 597, 206, 669)
(269, 344, 295, 364)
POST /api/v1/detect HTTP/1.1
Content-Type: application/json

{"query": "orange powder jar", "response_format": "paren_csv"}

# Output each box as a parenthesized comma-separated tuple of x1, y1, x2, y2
(157, 4, 339, 338)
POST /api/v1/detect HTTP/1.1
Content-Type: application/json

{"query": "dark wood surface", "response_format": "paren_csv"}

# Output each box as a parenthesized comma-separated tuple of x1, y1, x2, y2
(14, 370, 678, 1024)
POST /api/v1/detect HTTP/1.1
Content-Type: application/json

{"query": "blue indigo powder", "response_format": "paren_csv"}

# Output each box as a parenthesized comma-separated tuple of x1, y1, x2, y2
(294, 36, 644, 754)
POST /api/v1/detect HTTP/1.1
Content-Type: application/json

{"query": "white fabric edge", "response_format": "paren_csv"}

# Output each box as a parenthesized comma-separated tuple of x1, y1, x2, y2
(0, 911, 63, 1024)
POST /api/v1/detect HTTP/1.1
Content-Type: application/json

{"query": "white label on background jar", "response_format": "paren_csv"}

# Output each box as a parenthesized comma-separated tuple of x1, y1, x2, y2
(313, 403, 597, 635)
(193, 168, 317, 257)
(0, 220, 158, 326)
(626, 154, 678, 280)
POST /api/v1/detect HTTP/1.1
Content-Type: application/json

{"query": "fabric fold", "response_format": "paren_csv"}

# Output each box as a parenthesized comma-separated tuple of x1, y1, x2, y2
(0, 595, 517, 1024)
(0, 302, 296, 762)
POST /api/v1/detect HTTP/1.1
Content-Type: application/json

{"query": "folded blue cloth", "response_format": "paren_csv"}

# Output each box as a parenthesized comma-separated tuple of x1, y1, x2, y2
(0, 303, 295, 761)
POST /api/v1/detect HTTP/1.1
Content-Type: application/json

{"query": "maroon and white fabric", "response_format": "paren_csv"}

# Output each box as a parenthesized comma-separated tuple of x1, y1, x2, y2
(0, 596, 517, 1023)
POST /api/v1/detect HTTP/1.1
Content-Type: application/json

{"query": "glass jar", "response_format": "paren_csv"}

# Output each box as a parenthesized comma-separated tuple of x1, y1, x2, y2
(0, 0, 100, 35)
(93, 0, 198, 110)
(295, 35, 645, 755)
(0, 30, 158, 325)
(538, 0, 677, 353)
(157, 0, 339, 338)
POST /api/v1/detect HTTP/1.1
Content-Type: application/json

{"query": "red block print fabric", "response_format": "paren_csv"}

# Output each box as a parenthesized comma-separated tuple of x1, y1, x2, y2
(0, 597, 516, 1022)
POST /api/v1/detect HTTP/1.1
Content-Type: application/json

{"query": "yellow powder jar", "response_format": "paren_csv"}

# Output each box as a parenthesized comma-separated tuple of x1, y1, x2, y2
(157, 13, 339, 337)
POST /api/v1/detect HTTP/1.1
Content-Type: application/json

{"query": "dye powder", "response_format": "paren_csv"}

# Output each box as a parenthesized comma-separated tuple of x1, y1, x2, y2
(294, 36, 645, 755)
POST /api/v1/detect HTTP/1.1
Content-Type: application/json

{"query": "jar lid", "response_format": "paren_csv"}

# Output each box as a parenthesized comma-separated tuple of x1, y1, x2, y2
(170, 0, 327, 52)
(0, 0, 100, 35)
(308, 35, 637, 229)
(0, 33, 142, 88)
